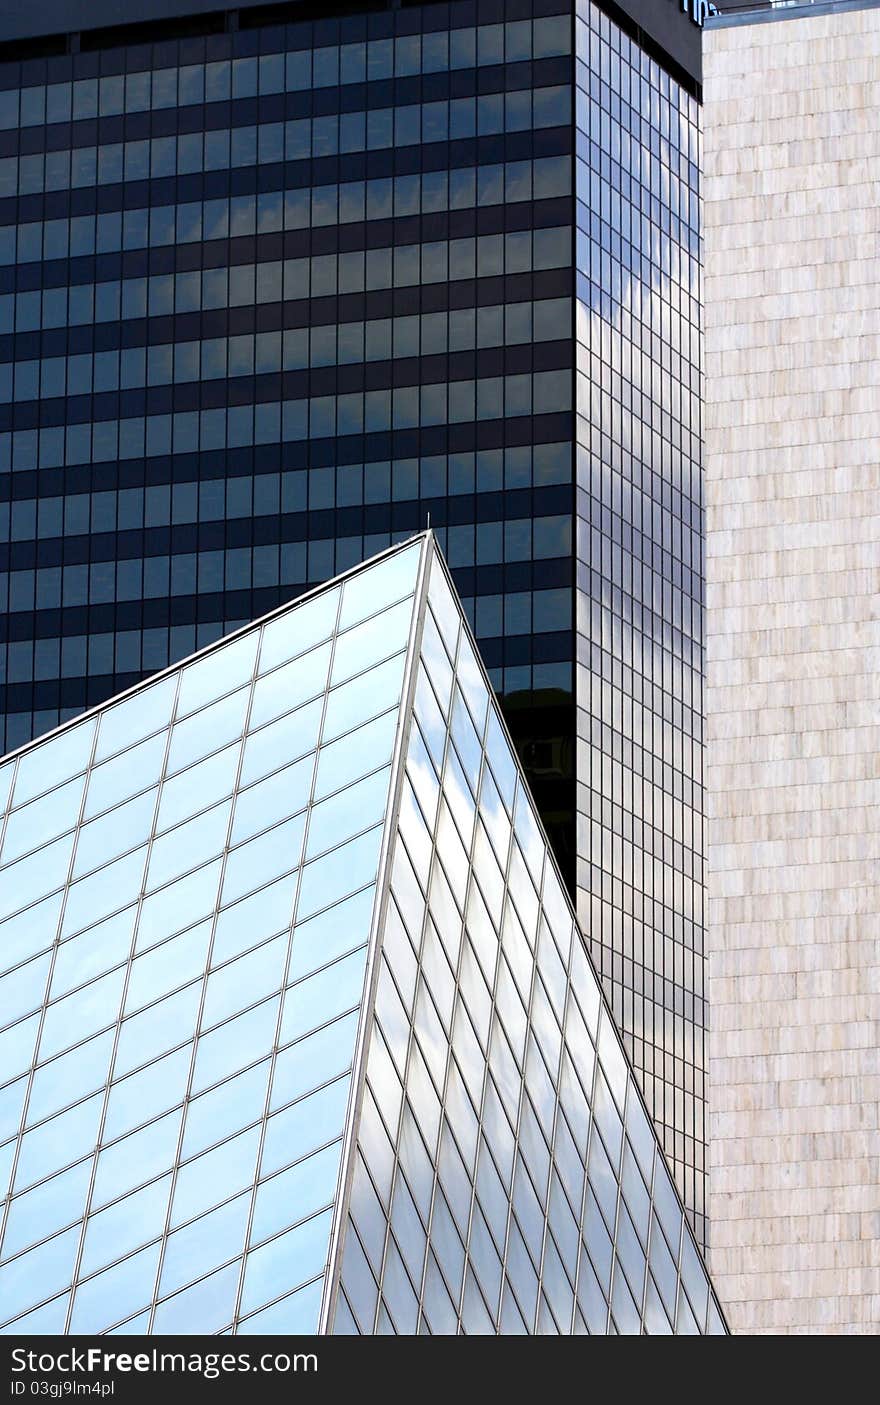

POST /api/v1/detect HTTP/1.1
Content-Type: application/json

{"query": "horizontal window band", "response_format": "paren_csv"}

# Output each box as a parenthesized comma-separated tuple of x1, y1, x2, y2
(0, 497, 575, 584)
(3, 195, 572, 293)
(0, 58, 572, 164)
(0, 338, 574, 428)
(0, 264, 574, 370)
(0, 129, 573, 233)
(0, 410, 573, 506)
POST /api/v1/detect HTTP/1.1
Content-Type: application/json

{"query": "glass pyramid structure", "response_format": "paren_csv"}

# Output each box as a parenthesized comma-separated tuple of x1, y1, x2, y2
(0, 534, 725, 1336)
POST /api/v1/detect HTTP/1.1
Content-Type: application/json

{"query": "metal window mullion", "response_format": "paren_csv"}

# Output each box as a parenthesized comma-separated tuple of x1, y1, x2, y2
(516, 848, 552, 1335)
(371, 868, 434, 1334)
(144, 646, 260, 1335)
(316, 536, 431, 1336)
(227, 576, 345, 1336)
(0, 719, 100, 1315)
(460, 797, 535, 1327)
(645, 1132, 673, 1334)
(359, 561, 440, 1336)
(603, 1065, 629, 1336)
(406, 699, 464, 1331)
(65, 669, 185, 1330)
(57, 685, 179, 1335)
(0, 750, 20, 867)
(456, 697, 517, 1333)
(575, 1002, 609, 1333)
(540, 897, 579, 1336)
(623, 1091, 651, 1332)
(364, 549, 464, 1334)
(426, 599, 496, 1335)
(441, 804, 488, 1328)
(471, 931, 516, 1334)
(565, 950, 599, 1333)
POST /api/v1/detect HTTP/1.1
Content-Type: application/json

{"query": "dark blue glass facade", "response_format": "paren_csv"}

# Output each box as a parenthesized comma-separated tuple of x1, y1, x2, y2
(0, 0, 577, 886)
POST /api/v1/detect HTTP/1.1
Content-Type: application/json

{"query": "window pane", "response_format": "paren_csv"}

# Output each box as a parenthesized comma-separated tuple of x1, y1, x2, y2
(258, 587, 340, 675)
(271, 1012, 359, 1107)
(230, 755, 313, 846)
(338, 542, 420, 629)
(61, 845, 148, 938)
(80, 1174, 172, 1277)
(261, 1075, 351, 1175)
(92, 1109, 182, 1210)
(279, 946, 368, 1046)
(191, 996, 281, 1096)
(102, 1046, 191, 1144)
(2, 1159, 92, 1259)
(239, 1207, 332, 1315)
(159, 1192, 250, 1297)
(147, 800, 231, 892)
(212, 871, 298, 967)
(322, 652, 405, 743)
(288, 885, 376, 985)
(70, 1241, 161, 1334)
(114, 982, 202, 1077)
(250, 641, 331, 728)
(155, 743, 239, 833)
(181, 1058, 271, 1161)
(13, 720, 95, 806)
(84, 732, 166, 820)
(27, 1031, 114, 1127)
(171, 1125, 261, 1227)
(296, 825, 383, 921)
(250, 1141, 342, 1246)
(2, 774, 85, 864)
(73, 791, 156, 878)
(177, 631, 258, 717)
(331, 598, 413, 685)
(239, 698, 323, 787)
(153, 1259, 240, 1335)
(0, 833, 75, 924)
(0, 1227, 80, 1326)
(305, 767, 390, 859)
(14, 1094, 104, 1192)
(314, 712, 397, 801)
(95, 678, 175, 761)
(125, 921, 212, 1011)
(166, 686, 250, 774)
(202, 933, 288, 1030)
(220, 814, 305, 907)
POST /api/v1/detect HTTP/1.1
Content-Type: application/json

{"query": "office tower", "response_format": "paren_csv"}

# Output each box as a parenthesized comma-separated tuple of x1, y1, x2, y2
(0, 534, 725, 1335)
(703, 1, 880, 1335)
(0, 0, 706, 1241)
(573, 3, 705, 1243)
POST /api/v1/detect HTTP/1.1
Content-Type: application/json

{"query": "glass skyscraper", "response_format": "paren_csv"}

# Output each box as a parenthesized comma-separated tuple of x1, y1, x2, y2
(0, 534, 724, 1334)
(574, 6, 705, 1243)
(0, 0, 707, 1244)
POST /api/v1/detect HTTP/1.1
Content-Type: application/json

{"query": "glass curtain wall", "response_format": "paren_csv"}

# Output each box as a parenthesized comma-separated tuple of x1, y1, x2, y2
(573, 1, 705, 1243)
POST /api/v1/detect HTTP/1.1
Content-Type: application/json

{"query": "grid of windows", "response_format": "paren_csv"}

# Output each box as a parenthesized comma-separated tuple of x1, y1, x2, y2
(0, 0, 711, 1262)
(0, 530, 724, 1334)
(573, 2, 705, 1244)
(0, 538, 423, 1335)
(332, 542, 723, 1333)
(0, 0, 577, 859)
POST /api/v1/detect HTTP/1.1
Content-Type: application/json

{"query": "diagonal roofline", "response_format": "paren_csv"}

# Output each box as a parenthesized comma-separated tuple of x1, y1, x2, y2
(0, 532, 434, 774)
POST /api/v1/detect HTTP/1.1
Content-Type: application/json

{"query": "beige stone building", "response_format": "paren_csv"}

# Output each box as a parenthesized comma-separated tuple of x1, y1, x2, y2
(702, 0, 880, 1334)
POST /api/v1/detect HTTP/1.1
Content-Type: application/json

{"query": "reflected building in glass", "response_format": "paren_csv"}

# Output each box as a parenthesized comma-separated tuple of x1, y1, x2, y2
(0, 534, 724, 1334)
(0, 1, 706, 1242)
